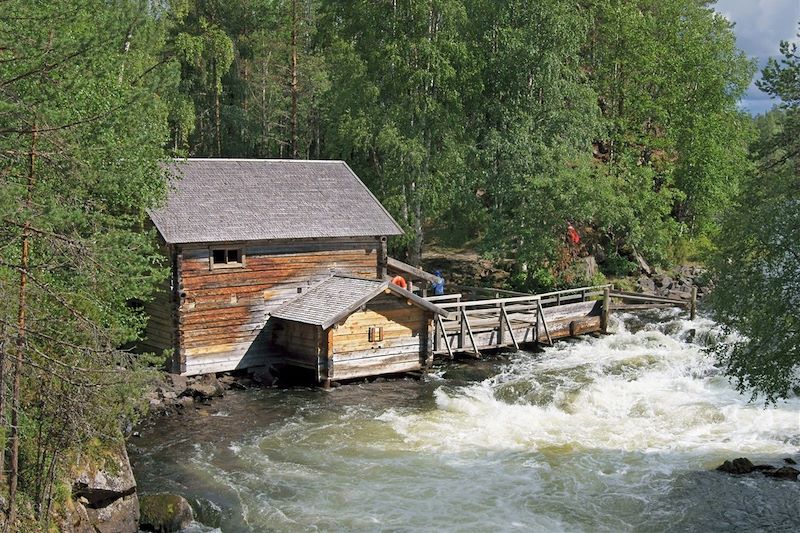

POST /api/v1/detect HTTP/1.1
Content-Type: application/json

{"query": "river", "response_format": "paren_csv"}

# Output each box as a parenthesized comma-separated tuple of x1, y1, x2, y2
(129, 310, 800, 532)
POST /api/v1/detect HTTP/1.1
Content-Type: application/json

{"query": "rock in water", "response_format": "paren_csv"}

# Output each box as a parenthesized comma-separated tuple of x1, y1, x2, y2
(716, 457, 755, 475)
(139, 493, 195, 532)
(189, 497, 224, 528)
(764, 466, 800, 481)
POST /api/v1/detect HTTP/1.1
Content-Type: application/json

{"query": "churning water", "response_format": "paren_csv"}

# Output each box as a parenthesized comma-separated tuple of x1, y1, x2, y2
(129, 310, 800, 532)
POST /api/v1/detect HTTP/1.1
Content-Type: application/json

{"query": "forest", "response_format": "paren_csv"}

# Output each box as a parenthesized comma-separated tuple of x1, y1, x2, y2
(0, 0, 798, 529)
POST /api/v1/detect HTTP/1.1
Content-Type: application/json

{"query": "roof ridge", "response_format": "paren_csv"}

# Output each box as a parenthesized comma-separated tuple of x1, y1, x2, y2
(172, 158, 344, 163)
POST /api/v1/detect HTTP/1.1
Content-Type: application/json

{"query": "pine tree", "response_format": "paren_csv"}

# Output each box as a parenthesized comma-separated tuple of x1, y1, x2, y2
(0, 0, 176, 524)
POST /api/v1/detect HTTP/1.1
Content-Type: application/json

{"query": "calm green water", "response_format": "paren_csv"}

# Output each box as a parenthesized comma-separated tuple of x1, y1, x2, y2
(129, 311, 800, 532)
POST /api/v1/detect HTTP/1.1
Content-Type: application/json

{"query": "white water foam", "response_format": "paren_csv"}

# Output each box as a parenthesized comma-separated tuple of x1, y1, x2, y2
(384, 312, 800, 460)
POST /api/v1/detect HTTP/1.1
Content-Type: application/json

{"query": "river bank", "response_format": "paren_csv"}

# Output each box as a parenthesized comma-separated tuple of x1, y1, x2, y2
(126, 308, 800, 532)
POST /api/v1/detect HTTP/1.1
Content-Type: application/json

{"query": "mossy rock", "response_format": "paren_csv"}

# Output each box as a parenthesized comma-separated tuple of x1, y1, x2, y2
(139, 493, 194, 532)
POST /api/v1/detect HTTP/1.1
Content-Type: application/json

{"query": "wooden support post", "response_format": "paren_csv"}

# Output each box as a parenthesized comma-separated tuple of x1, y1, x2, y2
(690, 286, 697, 320)
(537, 300, 553, 346)
(437, 315, 454, 359)
(501, 305, 519, 350)
(459, 308, 466, 350)
(377, 236, 388, 279)
(322, 328, 334, 388)
(461, 308, 481, 358)
(497, 303, 505, 346)
(601, 287, 611, 334)
(434, 314, 441, 353)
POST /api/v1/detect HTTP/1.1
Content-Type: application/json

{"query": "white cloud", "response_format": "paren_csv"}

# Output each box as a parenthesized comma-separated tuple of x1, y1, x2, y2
(714, 0, 800, 114)
(715, 0, 800, 57)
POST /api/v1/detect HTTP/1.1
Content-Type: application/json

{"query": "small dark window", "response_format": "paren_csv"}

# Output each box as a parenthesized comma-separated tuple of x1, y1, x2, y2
(212, 249, 227, 264)
(211, 248, 243, 268)
(368, 326, 384, 342)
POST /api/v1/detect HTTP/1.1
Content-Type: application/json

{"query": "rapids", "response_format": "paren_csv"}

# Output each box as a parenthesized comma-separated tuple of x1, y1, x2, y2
(129, 310, 800, 532)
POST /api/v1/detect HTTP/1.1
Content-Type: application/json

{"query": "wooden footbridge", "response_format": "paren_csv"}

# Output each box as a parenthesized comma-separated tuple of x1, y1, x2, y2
(424, 285, 697, 359)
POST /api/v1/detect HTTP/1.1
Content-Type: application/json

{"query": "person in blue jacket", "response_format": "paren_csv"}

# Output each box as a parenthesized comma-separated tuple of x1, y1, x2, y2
(432, 270, 445, 296)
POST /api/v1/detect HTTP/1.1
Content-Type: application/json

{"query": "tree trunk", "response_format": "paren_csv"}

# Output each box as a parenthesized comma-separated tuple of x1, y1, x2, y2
(215, 82, 222, 156)
(0, 325, 6, 483)
(290, 0, 298, 158)
(7, 126, 36, 529)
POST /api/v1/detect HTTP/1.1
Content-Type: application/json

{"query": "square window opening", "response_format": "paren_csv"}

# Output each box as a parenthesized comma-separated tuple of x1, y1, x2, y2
(211, 248, 244, 268)
(212, 249, 227, 264)
(368, 326, 384, 343)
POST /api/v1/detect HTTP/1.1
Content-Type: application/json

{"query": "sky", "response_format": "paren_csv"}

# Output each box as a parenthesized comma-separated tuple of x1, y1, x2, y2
(714, 0, 800, 115)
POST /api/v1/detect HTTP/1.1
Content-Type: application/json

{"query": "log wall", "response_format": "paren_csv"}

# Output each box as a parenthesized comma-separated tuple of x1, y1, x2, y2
(177, 238, 380, 375)
(329, 294, 430, 380)
(141, 279, 174, 355)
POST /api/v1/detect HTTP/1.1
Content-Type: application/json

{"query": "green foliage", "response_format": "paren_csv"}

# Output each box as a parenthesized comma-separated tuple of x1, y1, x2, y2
(320, 0, 471, 263)
(585, 0, 754, 252)
(708, 22, 800, 403)
(0, 0, 176, 521)
(154, 0, 755, 275)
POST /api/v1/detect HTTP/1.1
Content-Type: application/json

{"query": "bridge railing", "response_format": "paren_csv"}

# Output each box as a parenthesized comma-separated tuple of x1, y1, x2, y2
(427, 284, 613, 357)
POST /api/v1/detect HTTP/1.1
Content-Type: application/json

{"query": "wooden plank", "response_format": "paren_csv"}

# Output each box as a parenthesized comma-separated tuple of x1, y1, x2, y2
(333, 343, 422, 361)
(612, 303, 677, 311)
(425, 293, 463, 302)
(609, 291, 689, 305)
(386, 257, 440, 283)
(331, 359, 422, 381)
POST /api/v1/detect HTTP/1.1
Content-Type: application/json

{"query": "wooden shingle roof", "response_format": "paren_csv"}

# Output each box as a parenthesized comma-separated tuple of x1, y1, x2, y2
(149, 159, 403, 244)
(270, 275, 445, 329)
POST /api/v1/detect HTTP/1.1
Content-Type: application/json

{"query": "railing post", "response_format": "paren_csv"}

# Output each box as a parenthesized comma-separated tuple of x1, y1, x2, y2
(690, 286, 698, 320)
(498, 302, 505, 346)
(459, 307, 466, 349)
(434, 313, 441, 353)
(601, 287, 611, 334)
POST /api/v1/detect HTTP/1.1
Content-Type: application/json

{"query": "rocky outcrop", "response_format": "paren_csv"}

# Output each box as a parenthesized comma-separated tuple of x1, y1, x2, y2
(139, 493, 194, 532)
(636, 265, 711, 301)
(180, 374, 225, 401)
(68, 441, 139, 532)
(143, 372, 259, 416)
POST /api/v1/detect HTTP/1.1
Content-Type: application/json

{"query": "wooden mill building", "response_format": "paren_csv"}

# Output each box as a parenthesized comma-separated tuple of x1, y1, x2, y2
(142, 158, 643, 383)
(144, 158, 422, 378)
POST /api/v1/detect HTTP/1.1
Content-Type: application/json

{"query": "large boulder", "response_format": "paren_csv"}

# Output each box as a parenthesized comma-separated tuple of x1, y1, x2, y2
(139, 493, 195, 532)
(71, 441, 139, 532)
(637, 275, 656, 294)
(579, 256, 598, 281)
